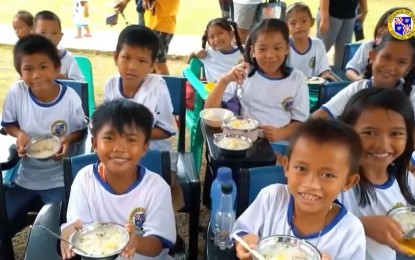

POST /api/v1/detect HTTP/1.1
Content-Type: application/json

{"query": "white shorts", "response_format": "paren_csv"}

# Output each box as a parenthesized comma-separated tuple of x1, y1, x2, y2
(233, 3, 259, 30)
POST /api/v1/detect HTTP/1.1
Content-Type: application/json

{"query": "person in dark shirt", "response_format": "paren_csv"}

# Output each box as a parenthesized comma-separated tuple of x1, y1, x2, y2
(316, 0, 368, 68)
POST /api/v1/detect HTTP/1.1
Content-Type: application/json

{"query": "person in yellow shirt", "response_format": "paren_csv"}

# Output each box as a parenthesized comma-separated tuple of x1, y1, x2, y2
(115, 0, 180, 75)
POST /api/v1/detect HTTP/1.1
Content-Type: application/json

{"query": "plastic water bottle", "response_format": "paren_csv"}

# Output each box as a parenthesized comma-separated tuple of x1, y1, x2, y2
(210, 167, 236, 234)
(214, 184, 236, 250)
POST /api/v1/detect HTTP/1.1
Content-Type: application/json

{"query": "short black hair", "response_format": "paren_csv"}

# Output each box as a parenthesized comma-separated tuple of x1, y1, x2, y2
(13, 34, 61, 75)
(115, 25, 159, 61)
(287, 118, 363, 175)
(14, 10, 34, 27)
(34, 10, 62, 30)
(339, 87, 415, 207)
(285, 2, 313, 21)
(90, 99, 154, 143)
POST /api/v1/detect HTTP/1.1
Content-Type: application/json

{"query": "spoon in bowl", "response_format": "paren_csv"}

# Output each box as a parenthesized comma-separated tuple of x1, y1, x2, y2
(232, 233, 266, 260)
(41, 226, 91, 256)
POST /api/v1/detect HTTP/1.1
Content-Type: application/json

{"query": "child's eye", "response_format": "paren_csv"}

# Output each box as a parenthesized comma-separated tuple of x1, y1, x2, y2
(41, 65, 48, 69)
(122, 56, 129, 60)
(391, 131, 405, 137)
(23, 68, 32, 72)
(103, 136, 114, 141)
(294, 165, 306, 172)
(139, 59, 147, 63)
(361, 130, 375, 136)
(321, 172, 336, 179)
(128, 138, 137, 142)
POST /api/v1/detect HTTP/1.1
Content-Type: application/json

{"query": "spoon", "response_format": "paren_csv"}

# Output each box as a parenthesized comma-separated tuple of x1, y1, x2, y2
(232, 233, 266, 260)
(236, 84, 244, 99)
(41, 226, 91, 256)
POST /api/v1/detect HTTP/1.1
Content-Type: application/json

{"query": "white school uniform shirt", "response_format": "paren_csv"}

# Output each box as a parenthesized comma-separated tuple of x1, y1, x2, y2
(223, 69, 309, 127)
(63, 163, 176, 260)
(412, 151, 415, 166)
(321, 79, 415, 119)
(104, 74, 178, 170)
(287, 37, 330, 77)
(59, 48, 85, 81)
(340, 173, 415, 260)
(1, 80, 87, 190)
(345, 41, 374, 75)
(200, 46, 244, 82)
(233, 0, 261, 4)
(232, 184, 366, 260)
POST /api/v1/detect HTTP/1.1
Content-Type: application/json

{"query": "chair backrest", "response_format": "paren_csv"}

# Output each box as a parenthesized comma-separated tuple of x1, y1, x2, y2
(342, 42, 362, 70)
(74, 55, 95, 117)
(162, 76, 186, 153)
(63, 150, 171, 209)
(58, 79, 89, 118)
(317, 81, 352, 107)
(237, 165, 287, 217)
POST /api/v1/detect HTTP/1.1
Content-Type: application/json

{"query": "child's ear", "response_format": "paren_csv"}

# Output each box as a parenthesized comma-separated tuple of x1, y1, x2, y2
(113, 51, 118, 66)
(282, 156, 289, 178)
(343, 173, 360, 191)
(91, 136, 97, 152)
(368, 49, 377, 64)
(311, 18, 315, 27)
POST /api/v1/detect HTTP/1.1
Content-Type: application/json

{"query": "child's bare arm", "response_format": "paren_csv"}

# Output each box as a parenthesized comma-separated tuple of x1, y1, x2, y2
(346, 69, 363, 81)
(4, 125, 30, 157)
(150, 127, 171, 140)
(121, 229, 164, 258)
(260, 121, 302, 142)
(320, 71, 339, 82)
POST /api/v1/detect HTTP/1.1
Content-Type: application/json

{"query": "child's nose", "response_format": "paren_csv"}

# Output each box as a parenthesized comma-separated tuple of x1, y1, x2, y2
(302, 173, 321, 189)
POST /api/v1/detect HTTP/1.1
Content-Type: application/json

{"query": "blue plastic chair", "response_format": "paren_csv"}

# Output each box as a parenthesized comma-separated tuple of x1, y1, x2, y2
(317, 81, 352, 108)
(161, 75, 201, 260)
(342, 42, 362, 70)
(236, 165, 287, 217)
(58, 79, 89, 117)
(74, 55, 95, 117)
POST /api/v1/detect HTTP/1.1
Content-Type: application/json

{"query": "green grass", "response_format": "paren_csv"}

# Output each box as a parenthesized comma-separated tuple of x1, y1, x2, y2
(0, 0, 412, 35)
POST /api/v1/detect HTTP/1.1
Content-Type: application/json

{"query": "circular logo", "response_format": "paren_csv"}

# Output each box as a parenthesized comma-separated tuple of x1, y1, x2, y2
(50, 120, 68, 137)
(388, 9, 415, 40)
(282, 97, 294, 112)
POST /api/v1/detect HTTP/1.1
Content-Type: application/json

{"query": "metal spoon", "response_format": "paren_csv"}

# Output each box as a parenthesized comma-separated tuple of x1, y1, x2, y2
(41, 226, 90, 256)
(232, 233, 266, 260)
(236, 84, 244, 99)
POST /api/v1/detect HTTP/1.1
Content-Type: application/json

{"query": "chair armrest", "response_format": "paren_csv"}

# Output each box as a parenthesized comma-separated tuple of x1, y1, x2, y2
(25, 202, 62, 260)
(183, 67, 209, 100)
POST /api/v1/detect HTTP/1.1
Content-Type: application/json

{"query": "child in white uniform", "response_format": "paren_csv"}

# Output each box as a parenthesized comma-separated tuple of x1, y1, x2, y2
(73, 0, 91, 38)
(285, 2, 336, 81)
(60, 100, 176, 260)
(0, 34, 86, 243)
(205, 18, 309, 142)
(339, 87, 415, 260)
(189, 17, 244, 83)
(345, 7, 412, 81)
(233, 118, 365, 260)
(313, 32, 415, 120)
(34, 11, 84, 81)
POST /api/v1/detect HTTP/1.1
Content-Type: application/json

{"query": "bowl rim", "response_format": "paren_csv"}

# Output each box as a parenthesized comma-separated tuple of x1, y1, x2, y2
(213, 133, 253, 151)
(25, 134, 61, 160)
(222, 116, 259, 131)
(256, 234, 322, 259)
(199, 108, 234, 121)
(69, 222, 130, 258)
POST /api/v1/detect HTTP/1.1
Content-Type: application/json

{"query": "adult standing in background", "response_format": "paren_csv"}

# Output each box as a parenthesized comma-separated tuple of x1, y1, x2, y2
(114, 0, 145, 25)
(233, 0, 261, 43)
(317, 0, 368, 68)
(219, 0, 234, 19)
(115, 0, 179, 75)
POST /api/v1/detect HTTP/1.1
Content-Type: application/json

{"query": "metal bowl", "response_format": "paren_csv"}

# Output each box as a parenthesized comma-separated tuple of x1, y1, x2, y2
(254, 235, 321, 260)
(306, 76, 327, 85)
(25, 135, 61, 160)
(69, 222, 129, 260)
(222, 116, 259, 142)
(200, 108, 234, 128)
(213, 133, 252, 156)
(387, 206, 415, 239)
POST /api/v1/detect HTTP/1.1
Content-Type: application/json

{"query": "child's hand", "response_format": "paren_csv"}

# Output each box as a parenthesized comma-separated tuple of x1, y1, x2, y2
(114, 0, 128, 13)
(260, 125, 282, 142)
(222, 62, 249, 85)
(362, 215, 407, 254)
(235, 233, 259, 260)
(60, 220, 83, 260)
(16, 131, 30, 157)
(195, 49, 207, 59)
(57, 73, 69, 79)
(121, 223, 138, 259)
(55, 136, 70, 160)
(322, 252, 332, 260)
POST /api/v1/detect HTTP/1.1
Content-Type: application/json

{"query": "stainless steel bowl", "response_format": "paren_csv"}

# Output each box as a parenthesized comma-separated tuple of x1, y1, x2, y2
(213, 133, 252, 156)
(387, 206, 415, 239)
(306, 76, 327, 85)
(200, 108, 234, 128)
(255, 235, 321, 260)
(69, 222, 129, 260)
(25, 135, 61, 160)
(222, 116, 259, 142)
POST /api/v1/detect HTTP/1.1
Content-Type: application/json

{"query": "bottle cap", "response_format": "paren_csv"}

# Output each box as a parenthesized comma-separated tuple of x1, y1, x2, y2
(221, 183, 233, 194)
(217, 167, 232, 183)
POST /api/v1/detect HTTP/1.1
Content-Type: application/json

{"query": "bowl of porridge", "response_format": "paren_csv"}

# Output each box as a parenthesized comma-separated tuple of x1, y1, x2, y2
(25, 135, 61, 160)
(387, 206, 415, 255)
(69, 222, 130, 260)
(200, 108, 234, 128)
(254, 235, 321, 260)
(222, 116, 259, 142)
(305, 77, 327, 85)
(213, 133, 252, 156)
